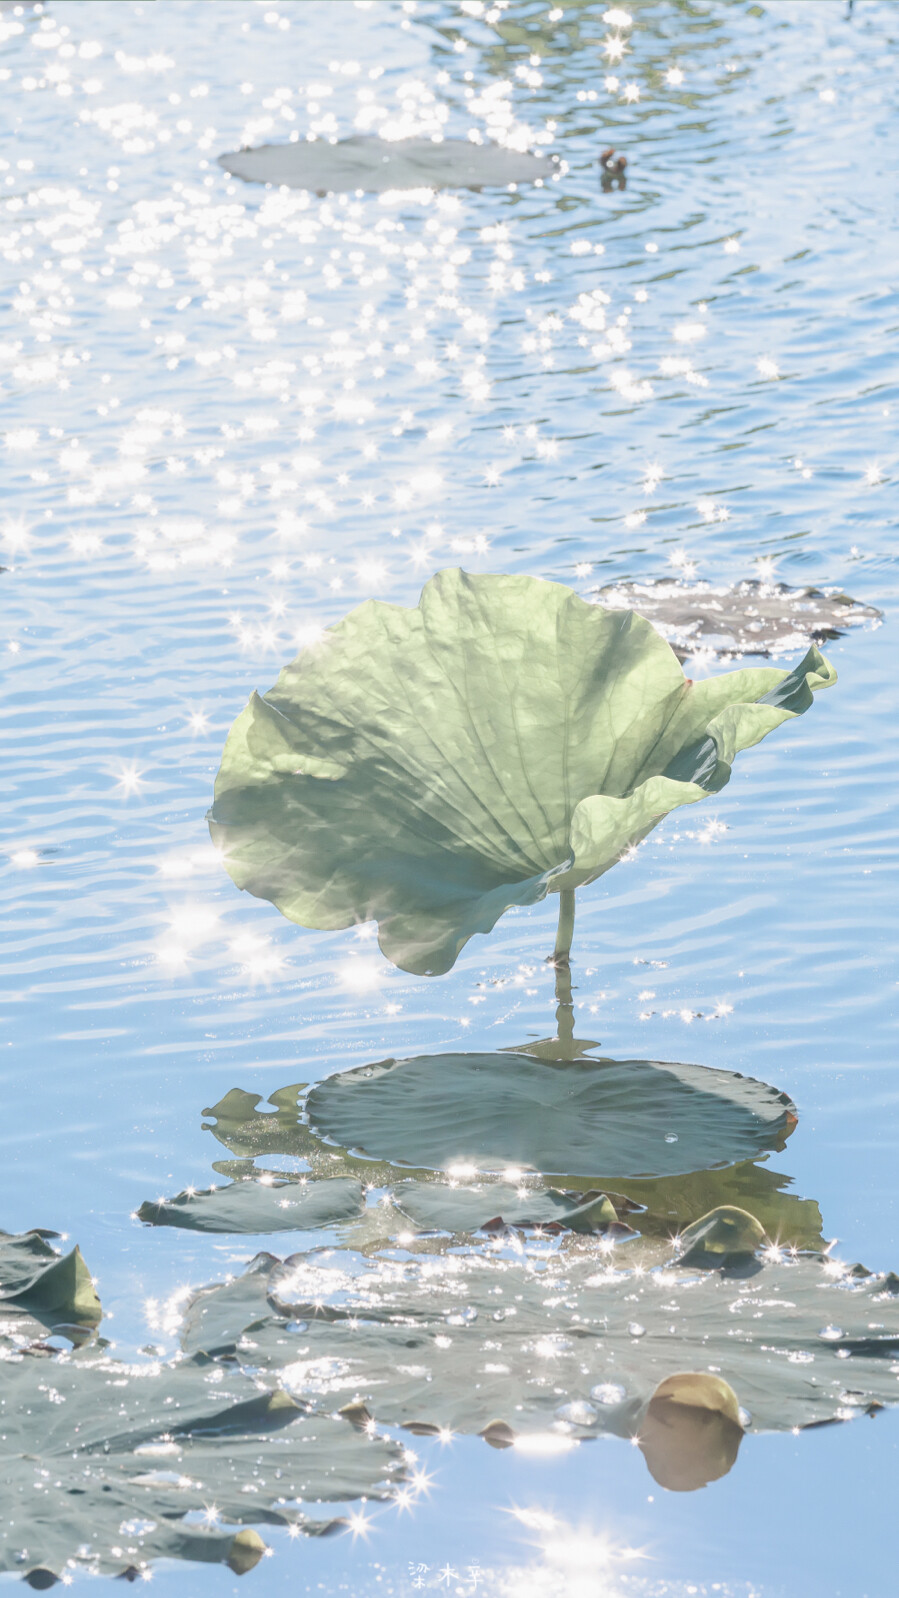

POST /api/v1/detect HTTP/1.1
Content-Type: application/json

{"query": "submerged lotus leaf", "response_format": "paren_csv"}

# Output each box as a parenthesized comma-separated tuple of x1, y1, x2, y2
(191, 1238, 899, 1448)
(138, 1176, 363, 1235)
(392, 1181, 623, 1234)
(0, 1349, 405, 1580)
(304, 1052, 797, 1179)
(208, 570, 835, 976)
(0, 1228, 101, 1337)
(218, 136, 557, 194)
(595, 577, 881, 662)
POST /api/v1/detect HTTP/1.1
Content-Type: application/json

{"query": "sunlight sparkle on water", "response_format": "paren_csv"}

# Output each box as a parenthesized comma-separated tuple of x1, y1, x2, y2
(512, 1433, 577, 1456)
(1, 516, 30, 552)
(10, 848, 40, 868)
(336, 954, 388, 993)
(116, 763, 144, 796)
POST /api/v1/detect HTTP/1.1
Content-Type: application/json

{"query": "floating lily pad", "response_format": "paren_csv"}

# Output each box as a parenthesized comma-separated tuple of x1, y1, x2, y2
(0, 1228, 101, 1338)
(392, 1181, 624, 1235)
(138, 1176, 363, 1235)
(594, 578, 881, 661)
(0, 1351, 405, 1581)
(304, 1052, 796, 1180)
(201, 1082, 824, 1249)
(209, 569, 835, 976)
(181, 1252, 280, 1358)
(218, 136, 557, 194)
(198, 1225, 899, 1447)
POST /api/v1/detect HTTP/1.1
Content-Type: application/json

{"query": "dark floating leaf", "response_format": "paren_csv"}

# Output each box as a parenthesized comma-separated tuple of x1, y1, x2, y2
(594, 578, 881, 661)
(208, 570, 835, 977)
(181, 1251, 279, 1358)
(0, 1349, 405, 1580)
(218, 135, 558, 194)
(138, 1176, 363, 1234)
(196, 1217, 899, 1449)
(305, 1051, 797, 1180)
(0, 1228, 101, 1336)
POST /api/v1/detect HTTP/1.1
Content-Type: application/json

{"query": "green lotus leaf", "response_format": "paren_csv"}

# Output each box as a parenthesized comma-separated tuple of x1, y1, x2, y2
(181, 1252, 280, 1358)
(0, 1228, 101, 1337)
(304, 1051, 797, 1180)
(188, 1238, 899, 1450)
(208, 570, 835, 976)
(202, 1085, 308, 1161)
(138, 1176, 363, 1235)
(218, 136, 557, 194)
(0, 1347, 405, 1580)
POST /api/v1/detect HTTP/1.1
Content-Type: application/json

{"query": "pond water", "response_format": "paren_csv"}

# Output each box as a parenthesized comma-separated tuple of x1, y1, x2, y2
(1, 0, 897, 1592)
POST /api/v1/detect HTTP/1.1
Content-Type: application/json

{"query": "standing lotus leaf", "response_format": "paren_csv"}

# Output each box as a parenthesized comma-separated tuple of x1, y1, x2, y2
(209, 570, 835, 976)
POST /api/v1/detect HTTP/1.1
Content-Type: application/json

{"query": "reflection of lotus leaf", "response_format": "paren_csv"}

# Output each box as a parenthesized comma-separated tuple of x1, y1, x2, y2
(217, 136, 557, 194)
(595, 577, 880, 661)
(304, 1052, 797, 1179)
(392, 1181, 624, 1235)
(181, 1229, 899, 1445)
(208, 570, 836, 976)
(0, 1351, 405, 1581)
(202, 1084, 309, 1161)
(675, 1204, 768, 1265)
(138, 1176, 363, 1234)
(200, 1082, 825, 1249)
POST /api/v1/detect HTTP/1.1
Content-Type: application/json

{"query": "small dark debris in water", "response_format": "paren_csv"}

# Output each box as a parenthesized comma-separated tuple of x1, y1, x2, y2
(600, 146, 627, 191)
(218, 136, 558, 195)
(592, 577, 881, 661)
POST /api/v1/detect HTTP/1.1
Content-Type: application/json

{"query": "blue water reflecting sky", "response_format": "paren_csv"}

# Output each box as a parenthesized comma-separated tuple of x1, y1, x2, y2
(0, 1, 897, 1591)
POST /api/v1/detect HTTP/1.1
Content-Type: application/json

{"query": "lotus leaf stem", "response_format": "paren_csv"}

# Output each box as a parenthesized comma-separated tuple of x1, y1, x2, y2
(552, 888, 576, 1046)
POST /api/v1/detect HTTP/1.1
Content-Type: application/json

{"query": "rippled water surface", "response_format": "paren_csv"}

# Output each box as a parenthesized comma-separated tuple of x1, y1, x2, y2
(1, 0, 897, 1593)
